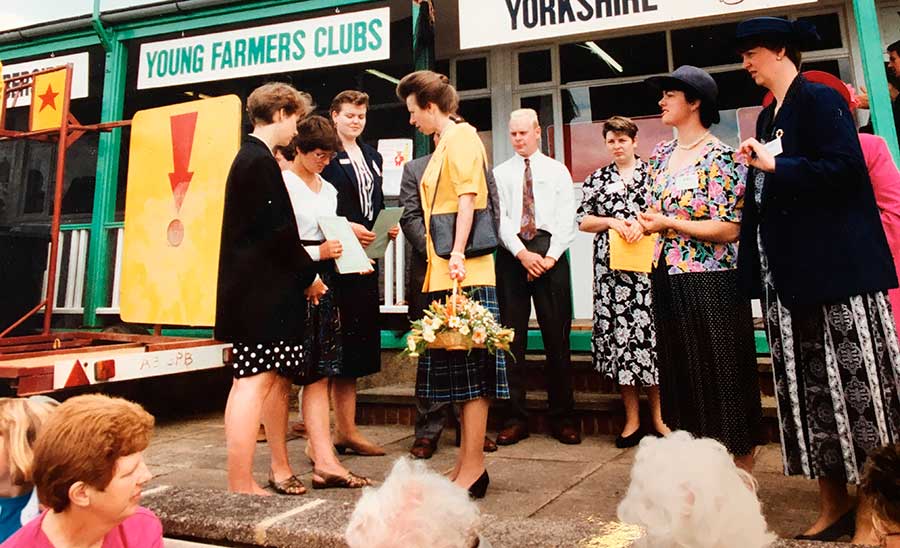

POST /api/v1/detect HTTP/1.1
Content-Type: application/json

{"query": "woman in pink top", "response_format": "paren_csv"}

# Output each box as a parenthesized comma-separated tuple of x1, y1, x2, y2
(1, 394, 163, 548)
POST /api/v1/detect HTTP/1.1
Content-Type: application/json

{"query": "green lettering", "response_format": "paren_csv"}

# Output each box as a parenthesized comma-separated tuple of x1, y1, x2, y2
(314, 27, 327, 57)
(193, 44, 205, 73)
(292, 30, 306, 60)
(211, 41, 223, 70)
(368, 19, 383, 51)
(156, 50, 168, 77)
(221, 41, 234, 69)
(145, 51, 158, 79)
(353, 21, 367, 52)
(234, 39, 247, 67)
(266, 34, 278, 63)
(248, 36, 266, 65)
(278, 33, 291, 62)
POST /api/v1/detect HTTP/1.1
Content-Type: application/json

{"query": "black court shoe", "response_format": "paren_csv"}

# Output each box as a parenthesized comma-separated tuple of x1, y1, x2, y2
(615, 429, 645, 449)
(794, 509, 856, 541)
(468, 470, 490, 499)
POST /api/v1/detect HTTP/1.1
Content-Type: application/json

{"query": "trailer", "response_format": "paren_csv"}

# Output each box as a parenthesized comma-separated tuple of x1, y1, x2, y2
(0, 63, 235, 395)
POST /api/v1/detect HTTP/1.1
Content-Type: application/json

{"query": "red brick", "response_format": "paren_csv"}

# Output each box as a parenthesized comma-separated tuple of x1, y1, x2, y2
(386, 407, 399, 424)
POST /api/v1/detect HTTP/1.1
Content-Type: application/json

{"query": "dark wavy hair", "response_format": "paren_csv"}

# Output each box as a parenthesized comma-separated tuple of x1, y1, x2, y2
(282, 115, 340, 161)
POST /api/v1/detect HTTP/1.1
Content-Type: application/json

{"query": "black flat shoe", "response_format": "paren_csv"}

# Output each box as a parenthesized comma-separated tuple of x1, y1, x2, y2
(615, 429, 644, 449)
(794, 509, 856, 541)
(468, 470, 489, 499)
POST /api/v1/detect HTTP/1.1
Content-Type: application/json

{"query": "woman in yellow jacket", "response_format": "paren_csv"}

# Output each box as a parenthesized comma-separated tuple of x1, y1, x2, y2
(397, 71, 509, 499)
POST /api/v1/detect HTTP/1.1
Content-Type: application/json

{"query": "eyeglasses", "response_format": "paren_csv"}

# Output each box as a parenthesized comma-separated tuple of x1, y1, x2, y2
(311, 151, 336, 161)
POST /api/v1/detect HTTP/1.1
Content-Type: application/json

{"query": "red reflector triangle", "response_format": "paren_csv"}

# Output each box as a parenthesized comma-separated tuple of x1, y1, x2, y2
(64, 360, 90, 387)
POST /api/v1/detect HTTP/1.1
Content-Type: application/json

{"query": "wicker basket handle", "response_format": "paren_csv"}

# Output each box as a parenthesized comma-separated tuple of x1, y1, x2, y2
(450, 279, 459, 318)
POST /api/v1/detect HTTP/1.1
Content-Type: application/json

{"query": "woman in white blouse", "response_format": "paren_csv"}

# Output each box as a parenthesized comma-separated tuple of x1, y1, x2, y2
(281, 115, 371, 490)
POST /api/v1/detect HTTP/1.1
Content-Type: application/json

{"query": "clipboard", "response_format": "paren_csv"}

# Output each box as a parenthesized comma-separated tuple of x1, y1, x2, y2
(609, 231, 659, 273)
(317, 216, 375, 274)
(366, 207, 404, 259)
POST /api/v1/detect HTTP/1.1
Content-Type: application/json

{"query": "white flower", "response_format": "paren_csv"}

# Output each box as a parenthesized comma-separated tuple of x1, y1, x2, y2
(407, 336, 418, 352)
(448, 316, 462, 329)
(472, 327, 487, 344)
(422, 328, 436, 343)
(430, 317, 443, 330)
(459, 324, 470, 336)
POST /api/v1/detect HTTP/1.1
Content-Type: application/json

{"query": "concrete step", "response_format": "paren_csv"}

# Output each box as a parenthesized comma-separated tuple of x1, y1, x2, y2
(356, 382, 782, 441)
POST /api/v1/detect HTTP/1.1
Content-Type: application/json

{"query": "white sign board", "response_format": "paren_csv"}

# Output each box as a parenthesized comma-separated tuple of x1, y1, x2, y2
(459, 0, 818, 49)
(2, 52, 90, 108)
(138, 7, 390, 89)
(377, 138, 413, 196)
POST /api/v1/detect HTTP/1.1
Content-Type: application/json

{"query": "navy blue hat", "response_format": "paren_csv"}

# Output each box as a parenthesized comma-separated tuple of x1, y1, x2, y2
(736, 17, 820, 48)
(645, 65, 720, 124)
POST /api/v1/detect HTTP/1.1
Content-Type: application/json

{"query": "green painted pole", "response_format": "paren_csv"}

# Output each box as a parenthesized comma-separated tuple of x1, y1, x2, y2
(412, 1, 435, 158)
(82, 37, 127, 327)
(853, 0, 900, 161)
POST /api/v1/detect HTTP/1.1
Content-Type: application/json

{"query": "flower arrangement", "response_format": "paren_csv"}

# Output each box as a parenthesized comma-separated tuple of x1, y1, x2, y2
(405, 285, 514, 358)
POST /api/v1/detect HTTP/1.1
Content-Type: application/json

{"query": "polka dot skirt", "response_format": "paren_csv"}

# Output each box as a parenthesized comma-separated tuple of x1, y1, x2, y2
(230, 341, 304, 379)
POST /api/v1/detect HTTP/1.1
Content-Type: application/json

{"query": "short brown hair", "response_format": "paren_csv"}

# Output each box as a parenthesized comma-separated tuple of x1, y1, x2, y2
(396, 70, 459, 115)
(283, 115, 341, 160)
(330, 90, 369, 115)
(32, 395, 154, 513)
(603, 116, 639, 140)
(860, 444, 900, 528)
(0, 398, 56, 487)
(246, 82, 313, 126)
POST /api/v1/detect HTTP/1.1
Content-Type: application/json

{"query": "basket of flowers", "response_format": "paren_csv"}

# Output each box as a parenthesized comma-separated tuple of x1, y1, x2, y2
(405, 281, 514, 357)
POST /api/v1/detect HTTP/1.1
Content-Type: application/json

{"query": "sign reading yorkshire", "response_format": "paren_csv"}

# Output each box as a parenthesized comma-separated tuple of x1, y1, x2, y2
(459, 0, 817, 49)
(137, 7, 389, 89)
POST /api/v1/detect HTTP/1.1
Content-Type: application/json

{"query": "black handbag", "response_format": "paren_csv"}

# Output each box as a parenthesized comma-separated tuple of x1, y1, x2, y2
(428, 155, 499, 260)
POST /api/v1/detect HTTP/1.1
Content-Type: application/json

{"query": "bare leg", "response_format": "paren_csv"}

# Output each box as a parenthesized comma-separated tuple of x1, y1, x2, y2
(261, 375, 293, 481)
(620, 385, 640, 437)
(804, 478, 855, 536)
(449, 411, 464, 481)
(303, 378, 351, 478)
(646, 386, 670, 435)
(852, 491, 877, 545)
(454, 398, 489, 490)
(331, 377, 383, 451)
(225, 373, 277, 495)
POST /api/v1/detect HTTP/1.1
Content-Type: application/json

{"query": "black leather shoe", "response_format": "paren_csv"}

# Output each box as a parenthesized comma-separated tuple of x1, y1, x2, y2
(552, 424, 582, 445)
(468, 470, 490, 499)
(496, 424, 529, 446)
(794, 509, 856, 541)
(409, 438, 437, 459)
(615, 429, 645, 448)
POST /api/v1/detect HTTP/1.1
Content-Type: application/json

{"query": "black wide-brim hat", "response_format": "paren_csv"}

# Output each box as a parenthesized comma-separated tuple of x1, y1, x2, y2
(736, 16, 820, 49)
(645, 65, 720, 124)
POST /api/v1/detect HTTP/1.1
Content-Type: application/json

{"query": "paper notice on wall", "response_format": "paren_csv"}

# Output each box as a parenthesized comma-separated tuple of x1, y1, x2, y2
(377, 138, 413, 197)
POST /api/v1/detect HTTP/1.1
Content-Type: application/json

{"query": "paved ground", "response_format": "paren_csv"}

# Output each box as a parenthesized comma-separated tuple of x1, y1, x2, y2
(144, 410, 829, 545)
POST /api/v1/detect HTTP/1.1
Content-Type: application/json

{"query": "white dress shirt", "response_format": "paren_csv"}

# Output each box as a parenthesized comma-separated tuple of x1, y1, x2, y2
(493, 150, 576, 260)
(282, 170, 338, 261)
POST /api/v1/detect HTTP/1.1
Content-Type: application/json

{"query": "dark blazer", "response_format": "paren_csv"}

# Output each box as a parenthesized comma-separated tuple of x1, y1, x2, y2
(399, 155, 431, 321)
(321, 141, 385, 230)
(738, 75, 898, 308)
(215, 137, 316, 342)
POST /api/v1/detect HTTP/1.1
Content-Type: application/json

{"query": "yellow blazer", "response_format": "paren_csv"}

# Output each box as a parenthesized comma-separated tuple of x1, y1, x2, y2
(420, 122, 496, 293)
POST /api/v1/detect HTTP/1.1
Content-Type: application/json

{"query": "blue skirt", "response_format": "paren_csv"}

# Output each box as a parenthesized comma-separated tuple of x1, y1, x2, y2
(416, 285, 510, 403)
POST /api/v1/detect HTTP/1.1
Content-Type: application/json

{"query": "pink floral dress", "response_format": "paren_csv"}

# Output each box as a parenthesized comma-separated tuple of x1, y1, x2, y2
(647, 139, 747, 273)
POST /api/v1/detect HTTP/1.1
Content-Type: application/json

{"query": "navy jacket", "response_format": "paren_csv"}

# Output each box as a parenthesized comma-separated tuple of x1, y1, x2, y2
(737, 75, 898, 308)
(321, 141, 385, 231)
(215, 137, 316, 342)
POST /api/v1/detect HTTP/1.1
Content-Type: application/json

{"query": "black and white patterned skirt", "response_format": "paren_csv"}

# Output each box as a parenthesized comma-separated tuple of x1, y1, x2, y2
(230, 341, 304, 379)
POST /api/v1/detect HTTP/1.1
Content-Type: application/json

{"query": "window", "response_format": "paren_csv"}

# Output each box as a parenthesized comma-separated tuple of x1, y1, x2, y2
(560, 32, 667, 83)
(455, 57, 488, 91)
(672, 22, 741, 68)
(518, 49, 552, 85)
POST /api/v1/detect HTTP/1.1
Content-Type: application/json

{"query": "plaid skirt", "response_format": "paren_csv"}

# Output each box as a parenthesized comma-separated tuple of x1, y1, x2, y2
(416, 285, 510, 403)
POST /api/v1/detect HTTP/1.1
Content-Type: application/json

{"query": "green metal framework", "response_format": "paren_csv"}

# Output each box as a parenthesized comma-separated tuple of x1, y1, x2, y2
(854, 0, 900, 161)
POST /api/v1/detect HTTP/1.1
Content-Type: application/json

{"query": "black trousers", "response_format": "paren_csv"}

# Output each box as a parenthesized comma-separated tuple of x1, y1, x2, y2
(495, 233, 575, 428)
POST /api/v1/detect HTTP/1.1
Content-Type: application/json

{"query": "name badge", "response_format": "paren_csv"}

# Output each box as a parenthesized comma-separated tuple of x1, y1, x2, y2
(339, 158, 352, 165)
(675, 173, 699, 191)
(607, 182, 625, 194)
(764, 134, 784, 157)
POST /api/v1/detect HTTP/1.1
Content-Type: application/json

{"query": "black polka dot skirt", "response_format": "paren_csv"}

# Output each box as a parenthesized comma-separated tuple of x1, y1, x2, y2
(230, 341, 304, 379)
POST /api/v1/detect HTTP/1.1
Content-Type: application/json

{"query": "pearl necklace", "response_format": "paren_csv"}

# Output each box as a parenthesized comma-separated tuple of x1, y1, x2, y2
(676, 130, 711, 151)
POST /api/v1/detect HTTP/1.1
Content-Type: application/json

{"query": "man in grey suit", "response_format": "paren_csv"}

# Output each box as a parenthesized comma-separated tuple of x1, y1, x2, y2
(400, 145, 500, 459)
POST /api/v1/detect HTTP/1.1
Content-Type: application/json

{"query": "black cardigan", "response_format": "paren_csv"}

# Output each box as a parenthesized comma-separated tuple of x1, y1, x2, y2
(321, 141, 385, 231)
(737, 75, 898, 308)
(215, 137, 316, 342)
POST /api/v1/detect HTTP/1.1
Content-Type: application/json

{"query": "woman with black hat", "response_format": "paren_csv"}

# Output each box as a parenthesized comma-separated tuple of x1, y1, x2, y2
(638, 65, 763, 472)
(736, 17, 900, 543)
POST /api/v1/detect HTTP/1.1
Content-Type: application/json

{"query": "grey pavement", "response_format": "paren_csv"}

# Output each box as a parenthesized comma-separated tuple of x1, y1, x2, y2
(143, 412, 851, 547)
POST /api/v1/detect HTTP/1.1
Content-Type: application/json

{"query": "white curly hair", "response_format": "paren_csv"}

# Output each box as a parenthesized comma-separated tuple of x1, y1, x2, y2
(617, 431, 776, 548)
(345, 457, 481, 548)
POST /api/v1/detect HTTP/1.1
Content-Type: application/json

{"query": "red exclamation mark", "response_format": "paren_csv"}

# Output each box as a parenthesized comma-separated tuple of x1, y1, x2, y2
(167, 112, 198, 247)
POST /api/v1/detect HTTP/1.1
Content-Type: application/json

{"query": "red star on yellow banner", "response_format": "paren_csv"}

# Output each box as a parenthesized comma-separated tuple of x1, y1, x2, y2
(30, 68, 67, 131)
(38, 83, 59, 112)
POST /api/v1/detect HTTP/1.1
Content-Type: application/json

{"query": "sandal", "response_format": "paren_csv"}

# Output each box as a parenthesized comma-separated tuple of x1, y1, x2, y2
(311, 468, 371, 489)
(268, 472, 307, 495)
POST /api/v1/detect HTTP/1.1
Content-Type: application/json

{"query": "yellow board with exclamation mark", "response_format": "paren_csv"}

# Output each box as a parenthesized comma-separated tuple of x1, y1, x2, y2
(120, 95, 241, 326)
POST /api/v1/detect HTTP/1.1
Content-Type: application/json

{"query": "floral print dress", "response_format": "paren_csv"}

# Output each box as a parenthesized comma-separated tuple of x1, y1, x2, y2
(577, 160, 658, 386)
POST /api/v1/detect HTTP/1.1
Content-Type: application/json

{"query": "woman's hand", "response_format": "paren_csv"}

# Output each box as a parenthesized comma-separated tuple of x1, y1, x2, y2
(319, 240, 343, 259)
(737, 138, 776, 173)
(350, 222, 377, 248)
(448, 253, 467, 281)
(622, 219, 644, 243)
(388, 225, 400, 241)
(305, 277, 328, 305)
(638, 210, 672, 234)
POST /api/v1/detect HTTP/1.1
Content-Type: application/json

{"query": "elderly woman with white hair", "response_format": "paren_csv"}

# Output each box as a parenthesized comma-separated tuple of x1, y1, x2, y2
(345, 457, 489, 548)
(617, 431, 775, 548)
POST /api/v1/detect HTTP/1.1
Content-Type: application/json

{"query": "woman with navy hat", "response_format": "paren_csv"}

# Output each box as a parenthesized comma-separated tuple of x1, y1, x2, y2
(736, 17, 900, 543)
(638, 66, 763, 471)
